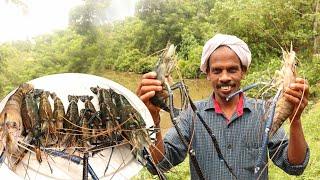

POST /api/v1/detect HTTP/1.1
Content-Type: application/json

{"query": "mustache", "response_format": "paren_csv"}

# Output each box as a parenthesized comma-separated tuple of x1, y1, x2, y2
(217, 83, 235, 88)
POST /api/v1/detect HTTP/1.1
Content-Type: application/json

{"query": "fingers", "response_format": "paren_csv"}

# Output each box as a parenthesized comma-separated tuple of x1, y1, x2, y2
(142, 71, 157, 79)
(295, 77, 308, 85)
(140, 85, 162, 95)
(136, 71, 163, 101)
(289, 78, 309, 96)
(283, 92, 308, 107)
(284, 91, 308, 122)
(137, 72, 163, 118)
(140, 91, 156, 103)
(285, 87, 303, 100)
(136, 72, 162, 96)
(284, 78, 309, 102)
(137, 80, 162, 97)
(141, 78, 162, 88)
(141, 72, 162, 86)
(283, 78, 309, 118)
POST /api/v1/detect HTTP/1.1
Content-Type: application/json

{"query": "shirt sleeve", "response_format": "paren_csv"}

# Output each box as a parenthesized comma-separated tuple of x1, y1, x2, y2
(268, 127, 310, 175)
(146, 107, 192, 174)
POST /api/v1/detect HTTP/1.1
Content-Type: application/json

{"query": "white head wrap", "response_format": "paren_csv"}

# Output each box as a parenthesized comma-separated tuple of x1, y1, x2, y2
(200, 34, 252, 73)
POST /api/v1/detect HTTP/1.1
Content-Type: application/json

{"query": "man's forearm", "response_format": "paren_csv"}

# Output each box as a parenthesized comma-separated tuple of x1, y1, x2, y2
(150, 128, 165, 163)
(288, 120, 307, 165)
(149, 115, 165, 164)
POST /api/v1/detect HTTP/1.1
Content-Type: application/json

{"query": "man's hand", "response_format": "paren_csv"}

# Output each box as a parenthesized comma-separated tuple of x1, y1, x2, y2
(136, 72, 163, 125)
(285, 78, 309, 165)
(284, 77, 309, 123)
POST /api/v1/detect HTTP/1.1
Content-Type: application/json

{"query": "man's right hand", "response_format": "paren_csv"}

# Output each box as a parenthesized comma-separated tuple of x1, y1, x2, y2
(137, 71, 166, 163)
(136, 71, 163, 125)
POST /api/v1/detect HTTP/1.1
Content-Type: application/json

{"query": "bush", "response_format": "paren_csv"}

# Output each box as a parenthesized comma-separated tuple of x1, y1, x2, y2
(115, 49, 144, 72)
(299, 55, 320, 98)
(179, 60, 201, 78)
(133, 56, 158, 74)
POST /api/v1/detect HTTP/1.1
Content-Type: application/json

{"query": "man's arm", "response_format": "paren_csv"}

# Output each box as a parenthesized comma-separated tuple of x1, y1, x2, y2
(136, 72, 190, 173)
(136, 72, 165, 163)
(269, 78, 310, 176)
(149, 114, 166, 163)
(284, 78, 309, 165)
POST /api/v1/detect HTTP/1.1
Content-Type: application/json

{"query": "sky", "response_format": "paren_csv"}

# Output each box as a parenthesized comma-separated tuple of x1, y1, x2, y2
(0, 0, 137, 43)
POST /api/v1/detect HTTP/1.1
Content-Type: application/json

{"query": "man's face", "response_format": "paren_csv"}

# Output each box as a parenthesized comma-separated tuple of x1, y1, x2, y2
(207, 46, 245, 101)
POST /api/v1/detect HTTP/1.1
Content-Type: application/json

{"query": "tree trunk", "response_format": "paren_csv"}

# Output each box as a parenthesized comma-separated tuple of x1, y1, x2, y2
(314, 0, 319, 54)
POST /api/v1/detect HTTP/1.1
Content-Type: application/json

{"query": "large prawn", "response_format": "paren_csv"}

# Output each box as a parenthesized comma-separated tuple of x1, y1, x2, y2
(150, 44, 178, 112)
(51, 92, 65, 145)
(269, 46, 297, 137)
(0, 83, 33, 167)
(51, 92, 65, 133)
(39, 91, 57, 146)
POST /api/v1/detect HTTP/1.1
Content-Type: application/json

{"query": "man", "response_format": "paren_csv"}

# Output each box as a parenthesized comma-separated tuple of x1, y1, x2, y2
(136, 34, 309, 179)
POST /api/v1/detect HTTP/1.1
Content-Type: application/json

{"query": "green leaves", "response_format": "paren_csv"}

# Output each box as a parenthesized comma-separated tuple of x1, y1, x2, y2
(69, 0, 111, 38)
(0, 0, 318, 99)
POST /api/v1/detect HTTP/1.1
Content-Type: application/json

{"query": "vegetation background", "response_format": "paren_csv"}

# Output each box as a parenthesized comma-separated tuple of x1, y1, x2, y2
(0, 0, 319, 179)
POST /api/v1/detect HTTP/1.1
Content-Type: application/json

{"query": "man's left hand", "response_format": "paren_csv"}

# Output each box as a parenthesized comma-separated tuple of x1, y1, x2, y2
(284, 77, 309, 123)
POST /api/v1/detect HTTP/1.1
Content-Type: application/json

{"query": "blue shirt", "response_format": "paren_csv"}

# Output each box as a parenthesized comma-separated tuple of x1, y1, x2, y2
(147, 95, 309, 179)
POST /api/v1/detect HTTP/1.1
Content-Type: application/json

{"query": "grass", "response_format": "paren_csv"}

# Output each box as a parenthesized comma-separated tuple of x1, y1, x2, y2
(133, 159, 190, 180)
(134, 100, 320, 179)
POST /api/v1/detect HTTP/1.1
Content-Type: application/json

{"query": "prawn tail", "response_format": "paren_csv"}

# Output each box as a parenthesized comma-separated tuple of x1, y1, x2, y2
(269, 97, 294, 137)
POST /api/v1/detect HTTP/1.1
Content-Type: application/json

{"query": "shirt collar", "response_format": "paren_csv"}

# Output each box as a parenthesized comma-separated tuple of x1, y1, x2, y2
(204, 93, 254, 113)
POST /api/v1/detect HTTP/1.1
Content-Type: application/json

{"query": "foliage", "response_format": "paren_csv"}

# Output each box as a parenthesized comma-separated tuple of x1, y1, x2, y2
(177, 40, 203, 78)
(299, 55, 320, 98)
(213, 0, 315, 60)
(114, 49, 144, 71)
(32, 30, 87, 74)
(135, 0, 215, 54)
(132, 56, 158, 74)
(0, 41, 34, 94)
(69, 0, 111, 39)
(0, 0, 318, 97)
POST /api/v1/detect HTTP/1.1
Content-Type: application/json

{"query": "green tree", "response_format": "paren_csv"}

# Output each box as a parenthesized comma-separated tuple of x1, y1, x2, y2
(0, 41, 34, 96)
(136, 0, 215, 54)
(69, 0, 111, 41)
(211, 0, 314, 61)
(0, 0, 318, 99)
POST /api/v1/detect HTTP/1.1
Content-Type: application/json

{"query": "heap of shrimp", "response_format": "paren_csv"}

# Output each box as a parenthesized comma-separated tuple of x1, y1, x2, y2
(269, 45, 297, 137)
(0, 81, 159, 179)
